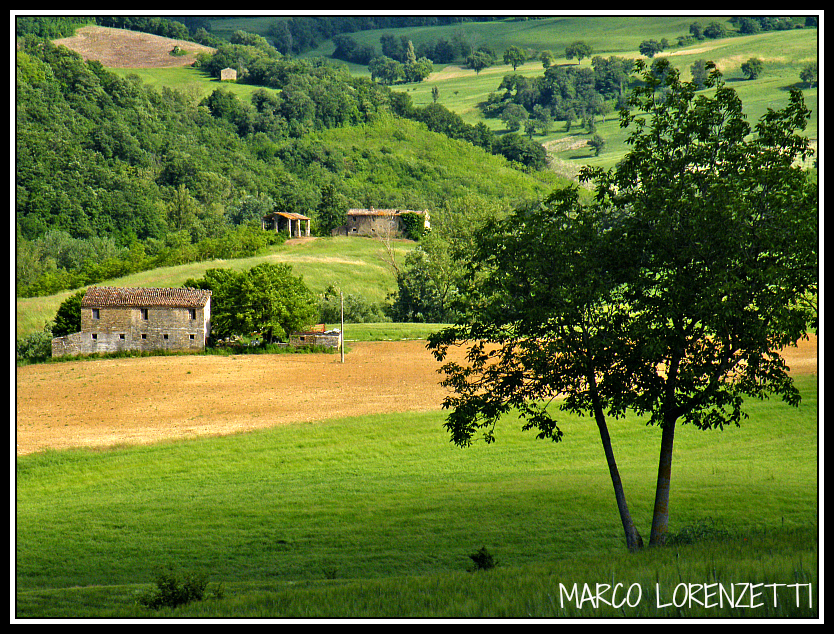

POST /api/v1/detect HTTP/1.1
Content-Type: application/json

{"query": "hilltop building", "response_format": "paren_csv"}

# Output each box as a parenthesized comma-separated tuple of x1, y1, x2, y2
(262, 211, 312, 237)
(332, 208, 430, 237)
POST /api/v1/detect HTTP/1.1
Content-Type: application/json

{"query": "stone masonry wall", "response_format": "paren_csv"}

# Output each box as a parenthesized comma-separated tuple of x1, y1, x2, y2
(52, 304, 210, 358)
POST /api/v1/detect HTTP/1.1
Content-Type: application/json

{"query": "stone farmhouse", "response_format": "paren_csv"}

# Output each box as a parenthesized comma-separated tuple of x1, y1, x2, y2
(51, 287, 212, 358)
(332, 208, 430, 237)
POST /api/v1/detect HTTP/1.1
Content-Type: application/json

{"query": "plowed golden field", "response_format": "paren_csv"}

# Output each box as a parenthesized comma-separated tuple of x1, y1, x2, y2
(15, 336, 817, 456)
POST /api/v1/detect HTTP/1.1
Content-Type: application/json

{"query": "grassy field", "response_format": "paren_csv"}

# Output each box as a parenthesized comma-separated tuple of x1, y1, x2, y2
(15, 373, 818, 618)
(16, 236, 416, 339)
(15, 17, 820, 620)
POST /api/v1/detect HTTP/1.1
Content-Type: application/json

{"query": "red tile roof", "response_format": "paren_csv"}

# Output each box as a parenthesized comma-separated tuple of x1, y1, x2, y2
(81, 287, 211, 308)
(347, 208, 427, 216)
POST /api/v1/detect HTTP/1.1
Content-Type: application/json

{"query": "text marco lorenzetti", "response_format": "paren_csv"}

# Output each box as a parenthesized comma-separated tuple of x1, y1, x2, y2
(558, 582, 814, 611)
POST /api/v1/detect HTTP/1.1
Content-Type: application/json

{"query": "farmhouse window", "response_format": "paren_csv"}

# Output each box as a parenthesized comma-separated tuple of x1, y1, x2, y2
(189, 334, 195, 340)
(140, 308, 149, 320)
(91, 333, 97, 340)
(141, 334, 147, 340)
(92, 308, 100, 319)
(119, 334, 126, 340)
(189, 308, 196, 320)
(163, 334, 169, 340)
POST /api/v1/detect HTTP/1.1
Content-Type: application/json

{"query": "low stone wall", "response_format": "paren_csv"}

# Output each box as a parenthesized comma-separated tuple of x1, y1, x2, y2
(51, 332, 87, 358)
(288, 331, 342, 349)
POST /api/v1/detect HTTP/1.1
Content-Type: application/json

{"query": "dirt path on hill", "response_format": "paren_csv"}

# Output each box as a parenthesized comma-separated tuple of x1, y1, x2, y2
(15, 335, 817, 456)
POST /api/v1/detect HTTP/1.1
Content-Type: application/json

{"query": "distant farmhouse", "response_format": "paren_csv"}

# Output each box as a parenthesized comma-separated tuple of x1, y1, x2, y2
(262, 211, 311, 238)
(220, 67, 237, 81)
(333, 208, 430, 237)
(51, 287, 212, 358)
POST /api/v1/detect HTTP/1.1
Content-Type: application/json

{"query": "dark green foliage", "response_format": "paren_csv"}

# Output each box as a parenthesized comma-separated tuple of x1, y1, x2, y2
(52, 289, 86, 338)
(16, 330, 54, 365)
(15, 16, 95, 38)
(15, 30, 553, 299)
(428, 59, 817, 551)
(398, 211, 425, 241)
(185, 263, 319, 344)
(468, 546, 497, 572)
(741, 57, 764, 80)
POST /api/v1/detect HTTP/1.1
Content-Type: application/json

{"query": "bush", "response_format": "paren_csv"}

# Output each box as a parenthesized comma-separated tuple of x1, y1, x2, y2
(137, 567, 220, 610)
(665, 517, 732, 545)
(16, 330, 53, 365)
(468, 546, 497, 572)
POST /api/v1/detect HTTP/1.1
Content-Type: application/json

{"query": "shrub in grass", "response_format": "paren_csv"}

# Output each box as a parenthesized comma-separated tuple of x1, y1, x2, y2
(665, 517, 732, 546)
(468, 546, 497, 572)
(137, 567, 219, 610)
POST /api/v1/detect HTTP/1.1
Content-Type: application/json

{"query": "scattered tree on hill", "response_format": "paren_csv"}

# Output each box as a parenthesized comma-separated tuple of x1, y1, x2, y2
(587, 133, 605, 156)
(703, 21, 728, 39)
(639, 39, 663, 58)
(565, 41, 593, 65)
(369, 55, 405, 85)
(741, 57, 764, 80)
(465, 50, 494, 74)
(500, 103, 529, 132)
(799, 62, 818, 88)
(690, 59, 708, 90)
(427, 59, 817, 552)
(503, 45, 527, 71)
(689, 22, 705, 40)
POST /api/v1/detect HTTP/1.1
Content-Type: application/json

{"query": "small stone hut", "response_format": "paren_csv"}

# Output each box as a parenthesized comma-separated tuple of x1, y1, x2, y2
(332, 208, 430, 237)
(220, 67, 237, 81)
(51, 287, 212, 358)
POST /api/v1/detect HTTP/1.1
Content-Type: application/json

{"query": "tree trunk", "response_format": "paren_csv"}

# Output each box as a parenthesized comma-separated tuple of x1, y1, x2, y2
(649, 416, 677, 546)
(595, 412, 644, 552)
(587, 366, 644, 552)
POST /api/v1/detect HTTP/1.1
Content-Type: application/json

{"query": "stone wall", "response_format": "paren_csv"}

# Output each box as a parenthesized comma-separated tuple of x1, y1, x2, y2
(288, 330, 342, 349)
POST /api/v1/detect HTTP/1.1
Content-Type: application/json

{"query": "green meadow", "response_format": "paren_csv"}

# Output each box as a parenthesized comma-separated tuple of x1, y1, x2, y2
(16, 236, 417, 339)
(15, 16, 820, 619)
(15, 373, 818, 618)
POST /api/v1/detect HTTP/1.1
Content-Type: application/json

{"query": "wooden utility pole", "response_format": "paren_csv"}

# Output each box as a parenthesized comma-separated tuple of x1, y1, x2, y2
(340, 290, 345, 363)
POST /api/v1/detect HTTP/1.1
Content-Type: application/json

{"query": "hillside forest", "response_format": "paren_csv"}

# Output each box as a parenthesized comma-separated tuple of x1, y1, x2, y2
(15, 15, 819, 320)
(15, 21, 565, 301)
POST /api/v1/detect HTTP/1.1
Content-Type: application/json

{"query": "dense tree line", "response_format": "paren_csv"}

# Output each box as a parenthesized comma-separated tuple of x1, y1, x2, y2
(15, 16, 96, 38)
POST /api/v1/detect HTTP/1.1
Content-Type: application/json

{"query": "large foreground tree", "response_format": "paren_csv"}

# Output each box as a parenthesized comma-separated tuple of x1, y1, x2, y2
(427, 60, 818, 551)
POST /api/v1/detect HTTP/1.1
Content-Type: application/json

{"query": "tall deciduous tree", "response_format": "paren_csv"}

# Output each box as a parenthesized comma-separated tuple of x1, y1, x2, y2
(427, 59, 817, 552)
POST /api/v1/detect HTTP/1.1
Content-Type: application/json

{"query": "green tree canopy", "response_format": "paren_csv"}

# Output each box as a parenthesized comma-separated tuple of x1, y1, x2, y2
(741, 57, 764, 80)
(52, 289, 86, 338)
(185, 263, 318, 344)
(565, 41, 593, 64)
(427, 59, 818, 552)
(503, 45, 527, 71)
